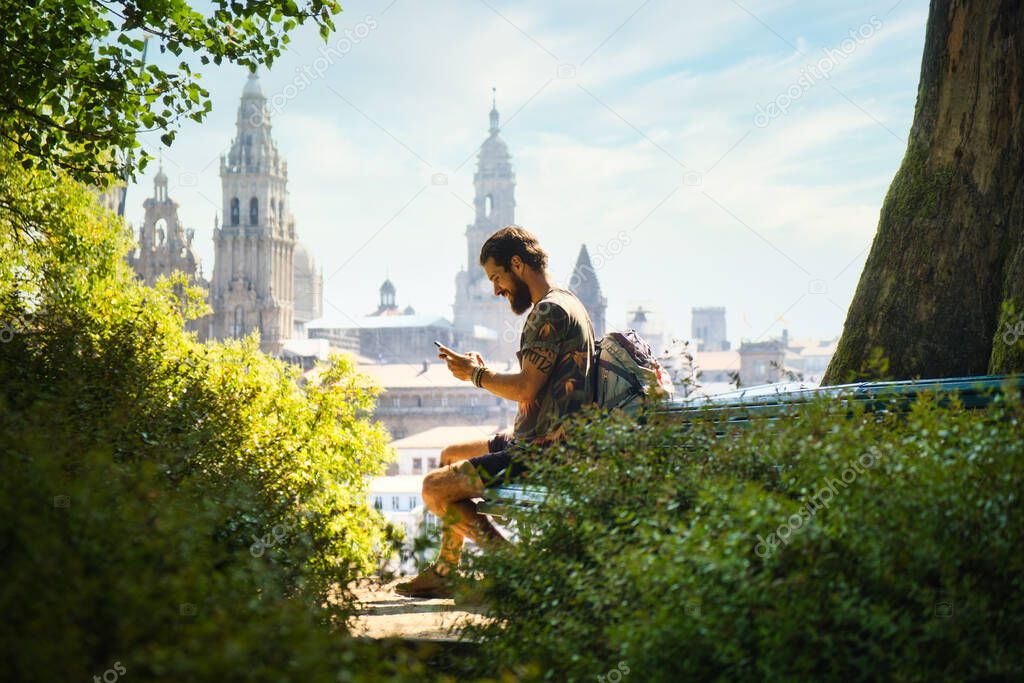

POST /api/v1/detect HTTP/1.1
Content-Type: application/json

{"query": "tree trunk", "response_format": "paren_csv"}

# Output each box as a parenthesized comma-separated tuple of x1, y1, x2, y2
(823, 0, 1024, 384)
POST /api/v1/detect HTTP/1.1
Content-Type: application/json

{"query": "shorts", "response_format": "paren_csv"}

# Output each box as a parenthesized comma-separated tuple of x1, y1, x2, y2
(467, 429, 529, 485)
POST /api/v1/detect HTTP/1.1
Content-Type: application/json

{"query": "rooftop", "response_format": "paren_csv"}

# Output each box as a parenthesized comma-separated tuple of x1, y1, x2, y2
(391, 424, 499, 449)
(306, 313, 452, 331)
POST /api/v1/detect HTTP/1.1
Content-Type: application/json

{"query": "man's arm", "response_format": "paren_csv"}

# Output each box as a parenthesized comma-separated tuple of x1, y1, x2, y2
(478, 346, 554, 403)
(437, 343, 553, 403)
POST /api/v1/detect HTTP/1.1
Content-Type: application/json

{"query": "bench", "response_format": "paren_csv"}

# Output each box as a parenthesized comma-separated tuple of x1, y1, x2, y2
(478, 374, 1024, 522)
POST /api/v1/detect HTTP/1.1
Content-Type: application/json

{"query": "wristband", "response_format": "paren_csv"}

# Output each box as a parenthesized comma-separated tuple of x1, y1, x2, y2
(472, 365, 487, 388)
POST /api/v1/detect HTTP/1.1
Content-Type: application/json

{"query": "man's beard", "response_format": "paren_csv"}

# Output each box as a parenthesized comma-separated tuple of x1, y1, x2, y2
(507, 273, 533, 315)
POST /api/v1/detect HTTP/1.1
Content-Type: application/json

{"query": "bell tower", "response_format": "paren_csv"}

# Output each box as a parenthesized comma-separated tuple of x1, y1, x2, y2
(452, 89, 521, 361)
(130, 163, 201, 286)
(209, 72, 295, 354)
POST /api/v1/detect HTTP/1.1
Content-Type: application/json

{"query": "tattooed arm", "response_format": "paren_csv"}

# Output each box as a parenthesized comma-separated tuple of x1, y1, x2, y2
(477, 345, 555, 403)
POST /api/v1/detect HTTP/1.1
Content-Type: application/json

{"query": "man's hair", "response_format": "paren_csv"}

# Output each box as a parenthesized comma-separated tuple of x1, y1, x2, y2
(479, 226, 548, 272)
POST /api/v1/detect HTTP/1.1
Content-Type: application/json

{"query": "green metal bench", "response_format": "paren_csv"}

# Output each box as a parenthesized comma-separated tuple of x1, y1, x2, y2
(478, 374, 1024, 522)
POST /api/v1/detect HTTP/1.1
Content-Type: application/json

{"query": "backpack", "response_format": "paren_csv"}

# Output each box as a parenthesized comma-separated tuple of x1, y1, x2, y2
(592, 330, 675, 415)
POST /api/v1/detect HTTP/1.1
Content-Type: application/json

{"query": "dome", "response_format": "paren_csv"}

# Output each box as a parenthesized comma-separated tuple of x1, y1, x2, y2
(380, 278, 396, 295)
(242, 72, 264, 99)
(293, 242, 314, 274)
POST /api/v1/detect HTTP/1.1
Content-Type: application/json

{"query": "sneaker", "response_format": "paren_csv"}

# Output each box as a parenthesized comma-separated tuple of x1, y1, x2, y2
(393, 565, 453, 599)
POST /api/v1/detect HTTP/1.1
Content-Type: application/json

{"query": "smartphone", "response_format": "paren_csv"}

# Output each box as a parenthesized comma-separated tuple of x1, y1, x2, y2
(433, 340, 444, 348)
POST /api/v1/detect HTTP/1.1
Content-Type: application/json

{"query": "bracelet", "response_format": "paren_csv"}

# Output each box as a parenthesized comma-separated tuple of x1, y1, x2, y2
(472, 365, 487, 388)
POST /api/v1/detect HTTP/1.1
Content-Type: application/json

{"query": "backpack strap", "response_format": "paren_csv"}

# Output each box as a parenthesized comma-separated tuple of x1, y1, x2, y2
(598, 358, 643, 395)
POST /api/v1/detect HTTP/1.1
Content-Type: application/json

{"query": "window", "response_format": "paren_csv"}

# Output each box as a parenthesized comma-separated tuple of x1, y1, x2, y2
(249, 197, 259, 225)
(230, 198, 240, 226)
(427, 458, 437, 470)
(408, 496, 418, 510)
(232, 306, 245, 337)
(412, 458, 422, 474)
(373, 496, 382, 510)
(391, 496, 400, 511)
(484, 194, 493, 216)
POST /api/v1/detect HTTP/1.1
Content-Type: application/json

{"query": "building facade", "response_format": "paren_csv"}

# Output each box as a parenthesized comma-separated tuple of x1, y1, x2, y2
(692, 306, 730, 351)
(292, 243, 323, 337)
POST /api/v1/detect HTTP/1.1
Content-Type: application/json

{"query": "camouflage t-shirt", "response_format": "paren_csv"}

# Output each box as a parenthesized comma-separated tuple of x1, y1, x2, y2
(514, 287, 596, 444)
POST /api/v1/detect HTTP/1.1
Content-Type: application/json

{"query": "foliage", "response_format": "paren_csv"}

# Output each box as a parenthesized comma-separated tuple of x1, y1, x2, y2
(0, 146, 433, 681)
(462, 390, 1024, 682)
(0, 0, 341, 185)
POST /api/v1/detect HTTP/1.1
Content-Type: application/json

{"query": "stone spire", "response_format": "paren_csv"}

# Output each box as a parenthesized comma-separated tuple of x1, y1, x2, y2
(569, 244, 607, 338)
(489, 86, 499, 134)
(223, 71, 285, 179)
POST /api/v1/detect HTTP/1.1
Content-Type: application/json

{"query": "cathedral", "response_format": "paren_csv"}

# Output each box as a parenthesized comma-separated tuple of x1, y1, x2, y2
(452, 93, 523, 362)
(128, 73, 322, 354)
(127, 80, 605, 366)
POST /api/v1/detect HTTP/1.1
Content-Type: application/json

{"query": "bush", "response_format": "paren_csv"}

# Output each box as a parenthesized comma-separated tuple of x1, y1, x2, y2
(0, 147, 435, 681)
(463, 392, 1024, 682)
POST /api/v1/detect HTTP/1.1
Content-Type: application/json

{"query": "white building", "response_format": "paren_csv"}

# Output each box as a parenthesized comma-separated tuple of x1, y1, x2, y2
(387, 424, 499, 475)
(368, 424, 503, 573)
(367, 474, 435, 574)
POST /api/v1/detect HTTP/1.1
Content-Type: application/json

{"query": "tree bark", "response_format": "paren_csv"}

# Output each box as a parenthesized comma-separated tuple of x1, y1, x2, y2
(823, 0, 1024, 384)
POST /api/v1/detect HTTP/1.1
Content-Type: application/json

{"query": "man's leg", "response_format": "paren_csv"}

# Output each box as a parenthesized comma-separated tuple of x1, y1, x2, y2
(423, 460, 510, 569)
(438, 437, 490, 467)
(395, 460, 510, 597)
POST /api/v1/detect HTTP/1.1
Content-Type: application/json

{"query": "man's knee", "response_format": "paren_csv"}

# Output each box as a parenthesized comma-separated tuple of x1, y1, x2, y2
(439, 444, 459, 466)
(441, 437, 490, 466)
(422, 469, 446, 511)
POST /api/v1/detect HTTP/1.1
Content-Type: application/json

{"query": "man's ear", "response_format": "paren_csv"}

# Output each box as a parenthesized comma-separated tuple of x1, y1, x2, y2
(509, 254, 524, 276)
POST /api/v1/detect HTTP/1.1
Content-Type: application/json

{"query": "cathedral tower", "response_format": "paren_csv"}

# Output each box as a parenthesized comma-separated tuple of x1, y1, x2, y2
(209, 73, 295, 354)
(130, 164, 202, 287)
(452, 91, 521, 361)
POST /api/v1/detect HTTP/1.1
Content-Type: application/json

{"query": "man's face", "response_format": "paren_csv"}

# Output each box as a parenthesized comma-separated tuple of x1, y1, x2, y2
(483, 257, 532, 315)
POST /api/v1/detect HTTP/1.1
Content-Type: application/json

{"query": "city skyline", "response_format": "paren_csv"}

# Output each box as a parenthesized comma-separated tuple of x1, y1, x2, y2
(125, 0, 929, 347)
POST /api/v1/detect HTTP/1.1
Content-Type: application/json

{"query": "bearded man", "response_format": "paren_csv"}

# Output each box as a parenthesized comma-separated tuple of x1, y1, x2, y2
(395, 226, 595, 598)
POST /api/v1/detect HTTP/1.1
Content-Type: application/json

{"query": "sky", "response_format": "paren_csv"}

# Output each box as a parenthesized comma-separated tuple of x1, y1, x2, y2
(128, 0, 929, 348)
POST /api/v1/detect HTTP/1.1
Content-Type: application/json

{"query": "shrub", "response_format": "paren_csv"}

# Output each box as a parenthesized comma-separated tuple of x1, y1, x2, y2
(0, 147, 431, 681)
(463, 392, 1024, 682)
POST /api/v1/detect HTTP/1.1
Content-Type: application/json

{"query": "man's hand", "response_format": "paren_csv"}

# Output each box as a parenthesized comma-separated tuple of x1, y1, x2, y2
(437, 343, 483, 382)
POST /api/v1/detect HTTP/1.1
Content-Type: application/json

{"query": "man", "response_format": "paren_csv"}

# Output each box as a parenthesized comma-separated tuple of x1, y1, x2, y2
(395, 226, 595, 598)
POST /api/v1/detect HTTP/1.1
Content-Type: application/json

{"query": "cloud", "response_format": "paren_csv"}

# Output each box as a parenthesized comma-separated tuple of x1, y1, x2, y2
(124, 0, 929, 344)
